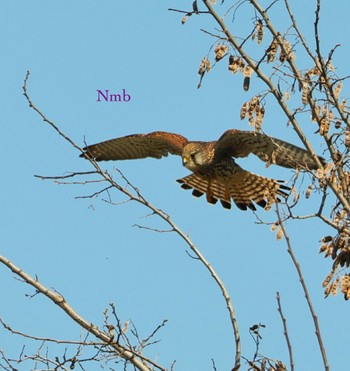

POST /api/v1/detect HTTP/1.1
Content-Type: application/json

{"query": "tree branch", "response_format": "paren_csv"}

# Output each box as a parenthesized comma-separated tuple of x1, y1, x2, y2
(0, 255, 163, 371)
(275, 206, 329, 371)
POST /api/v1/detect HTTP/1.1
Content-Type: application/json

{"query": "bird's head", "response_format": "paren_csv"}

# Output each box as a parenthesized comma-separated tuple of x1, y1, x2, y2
(182, 142, 206, 171)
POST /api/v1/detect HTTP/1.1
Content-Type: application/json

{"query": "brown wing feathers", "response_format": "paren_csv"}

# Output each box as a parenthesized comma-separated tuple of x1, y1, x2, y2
(80, 131, 188, 161)
(215, 130, 325, 170)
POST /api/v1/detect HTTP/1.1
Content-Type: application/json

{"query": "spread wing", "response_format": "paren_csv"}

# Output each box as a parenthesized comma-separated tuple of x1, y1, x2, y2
(80, 131, 189, 161)
(214, 129, 325, 170)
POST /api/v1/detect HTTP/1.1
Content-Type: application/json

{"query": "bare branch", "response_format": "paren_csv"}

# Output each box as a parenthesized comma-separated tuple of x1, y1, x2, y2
(275, 206, 329, 371)
(276, 292, 294, 371)
(0, 255, 163, 371)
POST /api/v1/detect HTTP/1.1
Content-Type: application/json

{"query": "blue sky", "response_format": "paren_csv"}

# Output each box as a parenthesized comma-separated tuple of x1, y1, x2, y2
(1, 1, 350, 370)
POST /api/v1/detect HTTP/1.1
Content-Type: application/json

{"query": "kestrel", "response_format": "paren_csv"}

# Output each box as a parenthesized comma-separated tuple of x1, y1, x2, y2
(80, 129, 324, 211)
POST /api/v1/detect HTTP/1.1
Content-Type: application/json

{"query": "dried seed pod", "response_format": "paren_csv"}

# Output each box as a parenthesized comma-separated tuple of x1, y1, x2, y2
(324, 245, 333, 258)
(248, 116, 255, 127)
(198, 59, 206, 76)
(290, 186, 298, 203)
(279, 39, 292, 62)
(323, 272, 334, 288)
(337, 251, 350, 268)
(311, 104, 321, 122)
(267, 37, 279, 62)
(324, 283, 332, 298)
(254, 106, 265, 131)
(305, 183, 314, 199)
(259, 105, 265, 117)
(244, 65, 253, 77)
(327, 61, 335, 71)
(271, 222, 280, 232)
(319, 117, 330, 136)
(331, 278, 339, 296)
(198, 57, 210, 76)
(319, 243, 329, 253)
(228, 55, 239, 73)
(307, 66, 320, 77)
(284, 90, 290, 101)
(243, 66, 253, 91)
(243, 76, 250, 92)
(215, 44, 228, 61)
(345, 130, 350, 149)
(256, 19, 264, 44)
(192, 0, 198, 13)
(321, 236, 333, 243)
(345, 286, 350, 300)
(254, 112, 263, 130)
(241, 97, 263, 129)
(204, 58, 211, 73)
(181, 13, 192, 25)
(301, 81, 309, 105)
(322, 104, 328, 117)
(122, 321, 129, 333)
(239, 58, 245, 73)
(340, 99, 347, 112)
(334, 120, 341, 129)
(276, 227, 284, 241)
(335, 233, 346, 250)
(334, 81, 343, 99)
(341, 274, 350, 294)
(247, 103, 255, 117)
(240, 102, 248, 120)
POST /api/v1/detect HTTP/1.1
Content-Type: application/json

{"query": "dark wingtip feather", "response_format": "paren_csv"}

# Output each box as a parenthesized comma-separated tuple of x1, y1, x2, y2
(206, 195, 218, 204)
(192, 189, 204, 198)
(247, 203, 257, 211)
(235, 203, 248, 211)
(220, 200, 231, 209)
(256, 199, 267, 208)
(179, 183, 192, 190)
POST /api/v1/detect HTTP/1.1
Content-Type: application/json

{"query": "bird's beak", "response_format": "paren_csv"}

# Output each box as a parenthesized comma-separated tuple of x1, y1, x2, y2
(182, 156, 188, 167)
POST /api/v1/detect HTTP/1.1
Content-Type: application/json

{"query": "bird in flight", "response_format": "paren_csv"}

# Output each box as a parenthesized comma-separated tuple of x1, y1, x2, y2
(80, 129, 324, 211)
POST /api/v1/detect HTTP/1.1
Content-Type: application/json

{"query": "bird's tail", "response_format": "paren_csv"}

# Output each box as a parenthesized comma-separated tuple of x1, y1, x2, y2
(176, 172, 289, 211)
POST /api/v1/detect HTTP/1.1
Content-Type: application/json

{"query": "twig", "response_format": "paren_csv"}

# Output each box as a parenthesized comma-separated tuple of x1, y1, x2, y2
(275, 206, 329, 371)
(0, 318, 97, 346)
(276, 292, 294, 371)
(0, 255, 163, 371)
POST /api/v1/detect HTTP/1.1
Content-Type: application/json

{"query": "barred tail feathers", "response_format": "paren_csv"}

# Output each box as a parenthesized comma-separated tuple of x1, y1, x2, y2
(176, 172, 289, 211)
(176, 174, 232, 209)
(227, 170, 289, 211)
